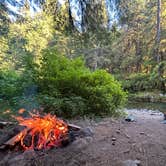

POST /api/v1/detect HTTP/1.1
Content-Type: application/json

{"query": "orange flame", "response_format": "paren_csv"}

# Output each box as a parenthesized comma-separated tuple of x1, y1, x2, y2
(15, 113, 68, 150)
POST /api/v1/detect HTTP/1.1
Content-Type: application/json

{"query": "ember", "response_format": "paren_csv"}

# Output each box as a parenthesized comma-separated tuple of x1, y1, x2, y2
(14, 113, 68, 150)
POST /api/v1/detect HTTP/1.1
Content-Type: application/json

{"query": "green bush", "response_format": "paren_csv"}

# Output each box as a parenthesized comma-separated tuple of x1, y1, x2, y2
(0, 70, 22, 99)
(0, 66, 37, 109)
(37, 48, 127, 117)
(121, 73, 152, 92)
(121, 62, 166, 93)
(38, 95, 87, 118)
(150, 62, 166, 93)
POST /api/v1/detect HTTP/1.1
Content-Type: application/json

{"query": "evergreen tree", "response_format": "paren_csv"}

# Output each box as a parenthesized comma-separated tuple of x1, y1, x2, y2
(0, 1, 10, 36)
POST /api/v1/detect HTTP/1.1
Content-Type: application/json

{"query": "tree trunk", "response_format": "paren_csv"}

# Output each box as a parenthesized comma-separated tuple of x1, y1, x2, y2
(68, 0, 74, 31)
(135, 40, 142, 72)
(155, 0, 161, 63)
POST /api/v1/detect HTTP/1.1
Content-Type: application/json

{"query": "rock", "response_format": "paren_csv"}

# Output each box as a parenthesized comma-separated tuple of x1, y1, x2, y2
(112, 137, 116, 141)
(122, 160, 141, 166)
(125, 115, 136, 122)
(80, 127, 94, 137)
(123, 149, 130, 154)
(150, 113, 155, 115)
(161, 120, 166, 124)
(112, 142, 115, 145)
(112, 137, 116, 145)
(69, 127, 93, 141)
(140, 132, 144, 135)
(116, 130, 120, 134)
(164, 112, 166, 120)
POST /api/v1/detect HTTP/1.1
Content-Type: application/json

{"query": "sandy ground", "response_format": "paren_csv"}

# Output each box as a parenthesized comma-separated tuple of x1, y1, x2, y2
(0, 109, 166, 166)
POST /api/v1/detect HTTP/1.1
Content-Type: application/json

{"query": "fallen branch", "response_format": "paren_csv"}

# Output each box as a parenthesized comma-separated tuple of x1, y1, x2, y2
(4, 128, 28, 146)
(68, 123, 82, 130)
(0, 128, 29, 150)
(0, 121, 15, 125)
(0, 121, 15, 128)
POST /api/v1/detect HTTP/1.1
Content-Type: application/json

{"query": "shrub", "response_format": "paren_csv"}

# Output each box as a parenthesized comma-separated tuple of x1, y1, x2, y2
(37, 48, 127, 117)
(150, 62, 166, 93)
(0, 66, 37, 109)
(0, 70, 22, 99)
(38, 95, 87, 118)
(121, 62, 166, 93)
(121, 73, 152, 92)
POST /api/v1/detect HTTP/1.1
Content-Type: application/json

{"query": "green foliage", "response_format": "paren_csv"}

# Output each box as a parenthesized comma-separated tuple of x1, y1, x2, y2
(0, 70, 22, 99)
(121, 63, 166, 93)
(0, 65, 38, 105)
(128, 91, 166, 103)
(0, 12, 54, 71)
(150, 61, 166, 92)
(38, 49, 126, 117)
(0, 2, 9, 36)
(38, 95, 87, 118)
(122, 73, 152, 92)
(1, 0, 165, 119)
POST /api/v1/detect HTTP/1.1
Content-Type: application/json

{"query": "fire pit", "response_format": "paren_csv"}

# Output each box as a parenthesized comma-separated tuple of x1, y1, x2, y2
(0, 112, 88, 151)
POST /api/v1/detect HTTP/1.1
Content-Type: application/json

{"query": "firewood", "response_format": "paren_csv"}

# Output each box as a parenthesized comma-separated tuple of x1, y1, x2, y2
(68, 123, 82, 130)
(0, 121, 15, 128)
(3, 128, 28, 146)
(0, 145, 6, 150)
(0, 122, 81, 150)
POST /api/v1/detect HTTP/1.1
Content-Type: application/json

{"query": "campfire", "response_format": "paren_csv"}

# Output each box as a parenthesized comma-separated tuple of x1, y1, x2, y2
(14, 113, 68, 150)
(0, 111, 84, 151)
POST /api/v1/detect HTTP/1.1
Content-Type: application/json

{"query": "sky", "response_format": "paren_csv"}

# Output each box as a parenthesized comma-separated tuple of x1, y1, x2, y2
(6, 0, 41, 14)
(5, 0, 118, 27)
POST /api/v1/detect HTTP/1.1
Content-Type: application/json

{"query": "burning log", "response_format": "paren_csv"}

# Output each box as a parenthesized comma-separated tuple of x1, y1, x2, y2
(0, 111, 93, 152)
(15, 113, 69, 150)
(2, 128, 29, 147)
(0, 113, 84, 151)
(0, 127, 28, 149)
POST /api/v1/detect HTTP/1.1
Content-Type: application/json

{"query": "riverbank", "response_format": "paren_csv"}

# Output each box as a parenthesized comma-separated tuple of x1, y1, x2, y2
(128, 92, 166, 103)
(126, 101, 166, 114)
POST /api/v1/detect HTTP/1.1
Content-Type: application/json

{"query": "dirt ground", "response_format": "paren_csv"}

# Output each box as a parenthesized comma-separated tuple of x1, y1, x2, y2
(0, 109, 166, 166)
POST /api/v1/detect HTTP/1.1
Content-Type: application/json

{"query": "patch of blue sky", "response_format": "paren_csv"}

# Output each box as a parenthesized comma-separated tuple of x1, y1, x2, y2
(6, 0, 41, 20)
(6, 0, 118, 29)
(106, 0, 118, 27)
(59, 0, 65, 5)
(70, 0, 82, 31)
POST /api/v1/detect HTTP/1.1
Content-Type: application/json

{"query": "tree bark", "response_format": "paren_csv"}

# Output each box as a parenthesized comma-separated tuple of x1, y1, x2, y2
(155, 0, 161, 63)
(135, 40, 142, 72)
(68, 0, 74, 31)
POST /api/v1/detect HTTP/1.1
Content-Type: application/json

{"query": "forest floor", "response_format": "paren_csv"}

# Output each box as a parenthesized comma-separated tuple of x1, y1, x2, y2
(0, 109, 166, 166)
